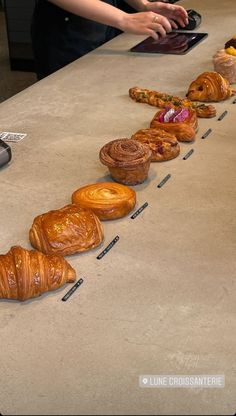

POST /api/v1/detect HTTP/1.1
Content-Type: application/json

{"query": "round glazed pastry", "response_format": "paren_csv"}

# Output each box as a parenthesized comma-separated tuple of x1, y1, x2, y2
(131, 128, 180, 162)
(72, 182, 136, 220)
(150, 107, 197, 142)
(99, 138, 152, 186)
(29, 204, 104, 256)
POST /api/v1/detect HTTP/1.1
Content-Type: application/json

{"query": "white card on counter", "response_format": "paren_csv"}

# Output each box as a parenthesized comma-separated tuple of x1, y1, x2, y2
(0, 132, 27, 142)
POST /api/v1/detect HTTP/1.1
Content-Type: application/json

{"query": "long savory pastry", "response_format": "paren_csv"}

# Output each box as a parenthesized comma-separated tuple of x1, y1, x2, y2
(129, 86, 216, 118)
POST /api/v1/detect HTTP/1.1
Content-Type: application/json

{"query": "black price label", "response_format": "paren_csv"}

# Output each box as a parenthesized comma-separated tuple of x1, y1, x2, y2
(131, 202, 148, 219)
(157, 174, 171, 188)
(218, 110, 228, 121)
(201, 128, 212, 139)
(183, 149, 194, 160)
(97, 235, 120, 260)
(62, 278, 84, 302)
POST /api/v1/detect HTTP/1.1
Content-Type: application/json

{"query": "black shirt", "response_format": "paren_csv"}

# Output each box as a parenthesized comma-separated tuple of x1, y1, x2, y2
(32, 0, 121, 79)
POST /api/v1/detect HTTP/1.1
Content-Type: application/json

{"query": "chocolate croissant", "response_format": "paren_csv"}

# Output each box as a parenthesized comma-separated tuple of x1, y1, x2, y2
(131, 128, 180, 162)
(29, 204, 104, 256)
(150, 107, 197, 142)
(129, 86, 216, 118)
(99, 138, 152, 186)
(186, 71, 235, 102)
(0, 246, 76, 301)
(72, 182, 136, 220)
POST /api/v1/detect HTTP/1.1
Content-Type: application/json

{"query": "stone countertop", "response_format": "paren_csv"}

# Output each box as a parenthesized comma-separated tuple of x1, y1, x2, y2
(0, 0, 235, 414)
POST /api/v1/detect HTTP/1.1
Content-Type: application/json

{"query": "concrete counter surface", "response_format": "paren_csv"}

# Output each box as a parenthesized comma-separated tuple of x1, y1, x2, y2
(0, 0, 236, 414)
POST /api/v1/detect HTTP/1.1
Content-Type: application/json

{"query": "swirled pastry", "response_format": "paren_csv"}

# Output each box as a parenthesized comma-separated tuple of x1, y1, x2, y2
(0, 246, 76, 301)
(72, 182, 136, 220)
(131, 128, 180, 162)
(150, 107, 197, 142)
(29, 204, 104, 256)
(129, 86, 216, 118)
(99, 139, 152, 186)
(186, 71, 235, 102)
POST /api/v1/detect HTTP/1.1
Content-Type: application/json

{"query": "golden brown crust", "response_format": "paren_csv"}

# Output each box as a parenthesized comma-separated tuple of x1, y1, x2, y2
(131, 128, 180, 162)
(150, 108, 197, 142)
(29, 204, 104, 256)
(129, 86, 216, 118)
(99, 139, 152, 186)
(186, 71, 235, 102)
(0, 246, 76, 301)
(72, 182, 136, 220)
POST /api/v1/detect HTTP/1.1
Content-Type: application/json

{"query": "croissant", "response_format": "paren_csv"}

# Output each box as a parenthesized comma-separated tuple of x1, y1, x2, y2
(186, 71, 235, 102)
(131, 128, 180, 162)
(150, 107, 197, 142)
(129, 86, 216, 118)
(72, 182, 136, 220)
(0, 246, 76, 301)
(99, 138, 152, 186)
(29, 204, 104, 256)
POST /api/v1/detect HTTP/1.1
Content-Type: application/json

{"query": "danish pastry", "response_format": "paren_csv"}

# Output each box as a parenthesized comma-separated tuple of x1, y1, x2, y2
(72, 182, 136, 220)
(213, 37, 236, 85)
(150, 107, 197, 142)
(186, 71, 235, 102)
(0, 246, 76, 301)
(131, 128, 180, 162)
(99, 139, 152, 186)
(129, 86, 216, 118)
(29, 204, 104, 256)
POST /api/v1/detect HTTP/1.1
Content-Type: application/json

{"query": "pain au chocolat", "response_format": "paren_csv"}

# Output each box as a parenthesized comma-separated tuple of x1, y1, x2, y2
(72, 182, 136, 220)
(29, 204, 104, 256)
(150, 107, 197, 142)
(131, 128, 180, 162)
(186, 71, 235, 102)
(0, 246, 76, 301)
(99, 138, 152, 186)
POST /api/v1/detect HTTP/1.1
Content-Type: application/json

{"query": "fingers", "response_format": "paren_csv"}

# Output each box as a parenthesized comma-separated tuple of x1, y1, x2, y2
(120, 12, 172, 39)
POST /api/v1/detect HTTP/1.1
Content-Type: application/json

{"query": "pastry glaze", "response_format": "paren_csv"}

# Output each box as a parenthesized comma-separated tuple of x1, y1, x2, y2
(0, 246, 76, 301)
(131, 128, 180, 162)
(186, 71, 235, 102)
(72, 182, 136, 220)
(150, 108, 197, 142)
(29, 204, 104, 256)
(99, 139, 152, 186)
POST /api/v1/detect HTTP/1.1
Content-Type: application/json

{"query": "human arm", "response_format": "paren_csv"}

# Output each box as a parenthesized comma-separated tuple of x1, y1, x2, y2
(47, 0, 172, 40)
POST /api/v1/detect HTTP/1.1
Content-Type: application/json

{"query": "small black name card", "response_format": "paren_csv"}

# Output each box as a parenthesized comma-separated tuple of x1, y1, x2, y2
(62, 278, 84, 302)
(97, 235, 120, 260)
(131, 202, 148, 219)
(183, 149, 194, 160)
(157, 174, 171, 188)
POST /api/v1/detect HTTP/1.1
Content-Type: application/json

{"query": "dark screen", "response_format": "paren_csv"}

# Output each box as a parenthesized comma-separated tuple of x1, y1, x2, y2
(130, 32, 208, 55)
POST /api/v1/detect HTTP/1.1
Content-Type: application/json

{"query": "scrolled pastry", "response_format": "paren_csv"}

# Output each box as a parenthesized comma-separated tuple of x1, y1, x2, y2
(131, 128, 180, 162)
(72, 182, 136, 220)
(186, 71, 235, 102)
(29, 204, 104, 256)
(99, 138, 152, 186)
(0, 246, 76, 301)
(150, 107, 197, 142)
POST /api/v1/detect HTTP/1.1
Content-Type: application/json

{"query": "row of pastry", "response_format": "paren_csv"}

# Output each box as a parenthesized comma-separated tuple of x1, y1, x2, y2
(1, 47, 235, 302)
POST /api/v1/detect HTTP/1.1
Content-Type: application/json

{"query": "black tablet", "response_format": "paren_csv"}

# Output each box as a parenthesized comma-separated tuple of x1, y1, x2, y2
(130, 32, 208, 55)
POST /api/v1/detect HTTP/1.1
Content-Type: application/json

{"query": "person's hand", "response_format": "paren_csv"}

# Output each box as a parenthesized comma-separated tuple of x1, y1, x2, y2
(120, 11, 172, 40)
(144, 1, 188, 29)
